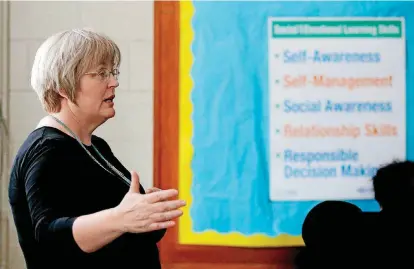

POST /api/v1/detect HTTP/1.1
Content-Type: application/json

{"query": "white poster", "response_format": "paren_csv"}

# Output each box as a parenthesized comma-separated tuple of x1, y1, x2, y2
(268, 17, 406, 201)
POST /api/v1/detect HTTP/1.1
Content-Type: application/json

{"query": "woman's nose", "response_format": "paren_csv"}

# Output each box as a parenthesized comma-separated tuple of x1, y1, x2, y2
(108, 75, 119, 88)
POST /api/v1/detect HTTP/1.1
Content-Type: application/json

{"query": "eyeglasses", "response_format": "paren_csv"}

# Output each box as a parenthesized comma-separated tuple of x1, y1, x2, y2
(84, 69, 120, 82)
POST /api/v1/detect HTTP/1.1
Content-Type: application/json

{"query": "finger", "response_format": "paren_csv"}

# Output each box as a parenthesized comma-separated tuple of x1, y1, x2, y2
(146, 187, 161, 194)
(146, 188, 168, 202)
(150, 209, 183, 222)
(144, 189, 179, 203)
(147, 221, 176, 231)
(153, 200, 186, 212)
(129, 170, 140, 193)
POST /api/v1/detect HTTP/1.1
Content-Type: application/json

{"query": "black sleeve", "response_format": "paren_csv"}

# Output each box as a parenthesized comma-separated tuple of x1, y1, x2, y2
(24, 142, 84, 254)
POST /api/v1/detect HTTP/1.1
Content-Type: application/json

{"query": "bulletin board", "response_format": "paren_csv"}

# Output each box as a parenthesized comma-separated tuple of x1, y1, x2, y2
(178, 0, 414, 248)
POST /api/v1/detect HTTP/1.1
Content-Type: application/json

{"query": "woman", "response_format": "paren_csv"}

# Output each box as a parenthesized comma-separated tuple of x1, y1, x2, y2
(8, 28, 186, 269)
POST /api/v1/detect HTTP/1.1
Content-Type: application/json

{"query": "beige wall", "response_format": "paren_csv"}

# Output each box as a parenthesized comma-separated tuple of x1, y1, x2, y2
(4, 1, 154, 268)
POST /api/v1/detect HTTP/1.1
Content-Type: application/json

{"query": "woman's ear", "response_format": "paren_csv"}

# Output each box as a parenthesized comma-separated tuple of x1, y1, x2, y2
(57, 88, 69, 100)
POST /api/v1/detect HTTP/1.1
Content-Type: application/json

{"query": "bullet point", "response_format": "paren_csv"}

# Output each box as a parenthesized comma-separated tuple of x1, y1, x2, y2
(276, 153, 281, 158)
(275, 79, 279, 84)
(275, 104, 280, 109)
(274, 54, 279, 58)
(275, 129, 280, 134)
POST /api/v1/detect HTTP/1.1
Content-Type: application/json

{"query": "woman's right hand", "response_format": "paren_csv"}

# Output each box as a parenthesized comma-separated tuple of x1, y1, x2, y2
(113, 171, 186, 234)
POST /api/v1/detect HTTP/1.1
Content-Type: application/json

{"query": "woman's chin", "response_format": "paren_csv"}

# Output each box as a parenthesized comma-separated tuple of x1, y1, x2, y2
(107, 111, 116, 119)
(102, 109, 116, 119)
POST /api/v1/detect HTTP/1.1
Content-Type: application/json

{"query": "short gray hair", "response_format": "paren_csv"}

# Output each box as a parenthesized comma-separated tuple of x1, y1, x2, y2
(31, 28, 121, 113)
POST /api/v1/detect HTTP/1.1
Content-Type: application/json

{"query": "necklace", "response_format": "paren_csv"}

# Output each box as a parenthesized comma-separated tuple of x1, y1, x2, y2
(50, 115, 131, 186)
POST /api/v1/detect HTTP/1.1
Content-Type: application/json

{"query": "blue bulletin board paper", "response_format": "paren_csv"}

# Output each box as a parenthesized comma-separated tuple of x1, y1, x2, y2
(179, 1, 414, 247)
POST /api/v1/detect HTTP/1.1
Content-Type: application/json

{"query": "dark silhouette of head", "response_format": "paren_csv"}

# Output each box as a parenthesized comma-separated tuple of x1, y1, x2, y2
(299, 200, 363, 268)
(302, 200, 362, 250)
(373, 160, 414, 212)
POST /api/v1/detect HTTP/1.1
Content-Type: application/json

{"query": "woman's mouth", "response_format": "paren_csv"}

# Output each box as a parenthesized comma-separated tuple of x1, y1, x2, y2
(104, 95, 115, 103)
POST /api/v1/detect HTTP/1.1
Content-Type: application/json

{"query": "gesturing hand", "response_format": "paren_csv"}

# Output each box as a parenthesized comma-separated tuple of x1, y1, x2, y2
(114, 171, 186, 234)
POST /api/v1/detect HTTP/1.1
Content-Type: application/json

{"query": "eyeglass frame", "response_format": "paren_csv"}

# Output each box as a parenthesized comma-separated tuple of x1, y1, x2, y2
(84, 68, 120, 82)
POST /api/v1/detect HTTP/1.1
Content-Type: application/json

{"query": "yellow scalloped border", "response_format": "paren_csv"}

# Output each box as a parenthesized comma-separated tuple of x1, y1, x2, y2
(178, 0, 303, 247)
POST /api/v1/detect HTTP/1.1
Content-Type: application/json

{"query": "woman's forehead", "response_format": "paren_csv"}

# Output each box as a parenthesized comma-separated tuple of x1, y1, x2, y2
(91, 62, 115, 70)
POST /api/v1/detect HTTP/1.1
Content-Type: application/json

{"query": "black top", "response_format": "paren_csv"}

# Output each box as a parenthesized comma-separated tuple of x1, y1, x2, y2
(8, 127, 165, 269)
